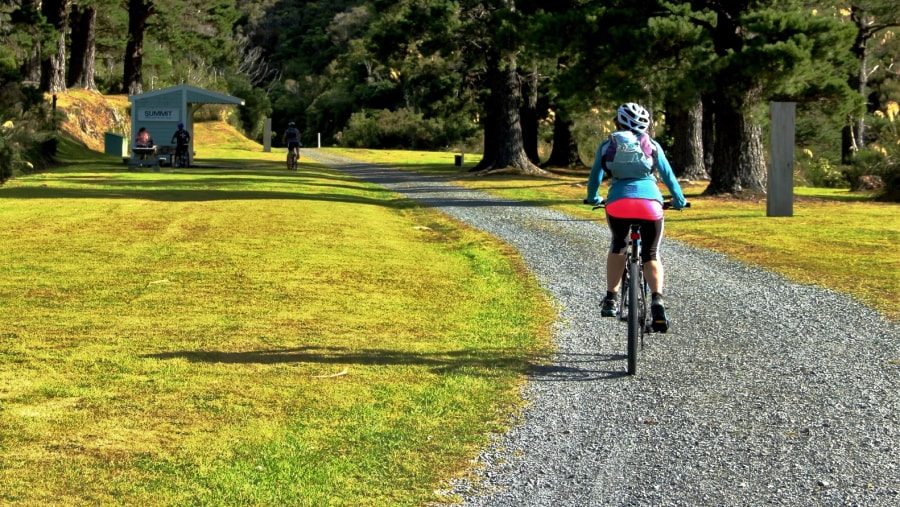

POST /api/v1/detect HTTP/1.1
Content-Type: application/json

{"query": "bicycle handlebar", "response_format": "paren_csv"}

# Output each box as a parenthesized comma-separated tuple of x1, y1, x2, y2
(663, 201, 690, 210)
(586, 199, 690, 211)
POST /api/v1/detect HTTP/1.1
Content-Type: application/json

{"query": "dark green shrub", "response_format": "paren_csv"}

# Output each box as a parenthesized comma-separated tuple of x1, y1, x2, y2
(881, 166, 900, 202)
(799, 156, 848, 188)
(0, 86, 60, 183)
(341, 108, 448, 150)
(0, 50, 57, 183)
(864, 106, 900, 201)
(843, 147, 899, 201)
(227, 77, 272, 141)
(0, 132, 15, 184)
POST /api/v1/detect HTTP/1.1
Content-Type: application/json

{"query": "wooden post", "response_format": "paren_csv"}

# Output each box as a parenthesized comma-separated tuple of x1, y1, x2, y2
(263, 118, 272, 152)
(768, 102, 795, 217)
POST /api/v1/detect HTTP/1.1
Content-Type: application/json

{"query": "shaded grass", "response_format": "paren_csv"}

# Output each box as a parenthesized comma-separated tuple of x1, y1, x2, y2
(0, 133, 555, 505)
(328, 148, 899, 322)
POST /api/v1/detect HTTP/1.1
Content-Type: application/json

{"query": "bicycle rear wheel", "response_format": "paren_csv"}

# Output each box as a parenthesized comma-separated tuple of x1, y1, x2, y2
(626, 259, 641, 375)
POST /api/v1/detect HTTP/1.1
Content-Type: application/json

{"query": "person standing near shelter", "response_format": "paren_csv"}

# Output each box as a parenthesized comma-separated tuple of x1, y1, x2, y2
(171, 122, 191, 167)
(584, 102, 686, 332)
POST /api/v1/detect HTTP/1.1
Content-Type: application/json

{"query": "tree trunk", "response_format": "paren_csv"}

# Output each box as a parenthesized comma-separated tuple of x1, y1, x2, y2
(520, 66, 541, 165)
(842, 5, 883, 163)
(474, 86, 500, 171)
(22, 46, 42, 86)
(475, 52, 547, 176)
(842, 35, 868, 161)
(543, 108, 585, 169)
(666, 95, 707, 180)
(19, 0, 42, 85)
(739, 117, 766, 191)
(702, 93, 715, 171)
(123, 0, 155, 95)
(40, 0, 68, 93)
(704, 87, 767, 195)
(841, 125, 854, 164)
(67, 5, 98, 91)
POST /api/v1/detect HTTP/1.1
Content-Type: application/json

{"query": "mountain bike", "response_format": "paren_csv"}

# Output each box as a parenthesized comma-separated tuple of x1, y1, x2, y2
(591, 199, 688, 375)
(174, 145, 189, 168)
(286, 144, 300, 171)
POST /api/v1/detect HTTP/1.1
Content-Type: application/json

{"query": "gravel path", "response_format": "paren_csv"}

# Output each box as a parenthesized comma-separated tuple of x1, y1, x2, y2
(302, 151, 899, 507)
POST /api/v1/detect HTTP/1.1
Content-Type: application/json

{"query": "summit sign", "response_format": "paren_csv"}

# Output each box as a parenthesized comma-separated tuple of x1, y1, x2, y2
(138, 108, 179, 122)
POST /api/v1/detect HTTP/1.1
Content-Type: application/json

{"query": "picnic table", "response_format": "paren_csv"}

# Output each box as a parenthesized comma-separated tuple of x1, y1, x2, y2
(128, 146, 161, 172)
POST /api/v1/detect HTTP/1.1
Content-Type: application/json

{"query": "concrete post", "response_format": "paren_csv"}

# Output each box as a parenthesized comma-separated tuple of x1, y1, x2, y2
(263, 118, 272, 152)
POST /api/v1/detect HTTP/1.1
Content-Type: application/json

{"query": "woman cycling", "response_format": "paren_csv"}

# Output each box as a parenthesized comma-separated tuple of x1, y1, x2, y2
(585, 102, 687, 333)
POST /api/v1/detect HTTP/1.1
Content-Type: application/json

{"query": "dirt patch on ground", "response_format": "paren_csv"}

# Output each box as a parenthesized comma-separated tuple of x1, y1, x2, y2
(53, 90, 130, 151)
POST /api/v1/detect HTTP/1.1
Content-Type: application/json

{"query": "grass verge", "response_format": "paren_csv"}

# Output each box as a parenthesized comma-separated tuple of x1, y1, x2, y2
(0, 132, 554, 506)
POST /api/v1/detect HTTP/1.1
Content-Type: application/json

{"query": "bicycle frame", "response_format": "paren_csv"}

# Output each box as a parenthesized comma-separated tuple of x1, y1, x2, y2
(619, 224, 648, 375)
(287, 147, 299, 170)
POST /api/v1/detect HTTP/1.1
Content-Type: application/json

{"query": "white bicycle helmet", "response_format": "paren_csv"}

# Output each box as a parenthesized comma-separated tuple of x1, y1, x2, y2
(616, 103, 651, 132)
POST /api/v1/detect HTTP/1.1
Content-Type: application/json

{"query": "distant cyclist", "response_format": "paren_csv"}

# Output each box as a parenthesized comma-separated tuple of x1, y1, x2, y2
(282, 121, 302, 159)
(170, 122, 191, 167)
(585, 102, 686, 332)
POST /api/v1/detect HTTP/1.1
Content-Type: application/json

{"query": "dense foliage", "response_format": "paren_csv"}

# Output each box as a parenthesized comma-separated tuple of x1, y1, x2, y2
(0, 0, 898, 197)
(0, 39, 58, 183)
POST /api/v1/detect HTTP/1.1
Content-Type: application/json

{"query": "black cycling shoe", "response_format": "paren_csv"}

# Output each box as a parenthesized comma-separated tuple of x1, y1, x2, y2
(650, 301, 669, 333)
(600, 297, 618, 317)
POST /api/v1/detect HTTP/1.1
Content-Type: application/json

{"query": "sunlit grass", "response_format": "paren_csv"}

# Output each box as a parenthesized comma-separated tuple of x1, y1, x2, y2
(4, 120, 894, 505)
(328, 147, 899, 322)
(0, 136, 554, 505)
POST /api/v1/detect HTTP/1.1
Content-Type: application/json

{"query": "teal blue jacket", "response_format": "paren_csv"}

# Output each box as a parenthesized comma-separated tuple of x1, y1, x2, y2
(586, 132, 686, 209)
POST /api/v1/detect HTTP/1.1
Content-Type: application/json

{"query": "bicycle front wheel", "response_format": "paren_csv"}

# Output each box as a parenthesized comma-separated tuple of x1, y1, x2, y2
(626, 259, 641, 375)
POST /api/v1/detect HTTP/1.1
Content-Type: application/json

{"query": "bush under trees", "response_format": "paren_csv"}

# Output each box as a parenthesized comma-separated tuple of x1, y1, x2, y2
(0, 48, 58, 185)
(340, 108, 467, 151)
(849, 103, 900, 200)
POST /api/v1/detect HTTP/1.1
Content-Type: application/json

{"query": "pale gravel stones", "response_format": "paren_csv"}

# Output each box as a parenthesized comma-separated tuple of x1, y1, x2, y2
(302, 151, 899, 507)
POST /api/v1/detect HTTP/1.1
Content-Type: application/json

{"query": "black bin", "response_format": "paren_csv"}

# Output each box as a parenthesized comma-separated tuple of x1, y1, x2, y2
(454, 154, 464, 166)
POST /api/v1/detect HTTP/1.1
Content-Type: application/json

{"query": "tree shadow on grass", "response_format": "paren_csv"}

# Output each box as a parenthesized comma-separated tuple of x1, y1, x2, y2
(143, 346, 628, 380)
(10, 158, 575, 208)
(305, 161, 575, 209)
(0, 185, 421, 207)
(144, 345, 541, 378)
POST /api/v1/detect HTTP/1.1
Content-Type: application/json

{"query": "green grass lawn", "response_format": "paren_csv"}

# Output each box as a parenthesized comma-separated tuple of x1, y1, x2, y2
(0, 133, 554, 506)
(2, 129, 896, 506)
(330, 148, 899, 322)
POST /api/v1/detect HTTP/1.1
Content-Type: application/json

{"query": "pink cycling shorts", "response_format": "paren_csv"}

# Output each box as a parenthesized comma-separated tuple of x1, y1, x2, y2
(605, 198, 663, 220)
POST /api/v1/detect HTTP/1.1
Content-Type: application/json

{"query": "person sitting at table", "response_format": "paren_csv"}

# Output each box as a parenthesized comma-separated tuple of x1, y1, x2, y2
(135, 127, 154, 148)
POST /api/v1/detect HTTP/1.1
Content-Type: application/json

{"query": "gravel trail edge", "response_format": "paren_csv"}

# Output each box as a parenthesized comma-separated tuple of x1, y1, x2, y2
(302, 151, 899, 507)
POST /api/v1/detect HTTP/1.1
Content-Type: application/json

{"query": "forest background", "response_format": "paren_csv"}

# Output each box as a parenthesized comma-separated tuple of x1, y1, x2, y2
(1, 0, 898, 200)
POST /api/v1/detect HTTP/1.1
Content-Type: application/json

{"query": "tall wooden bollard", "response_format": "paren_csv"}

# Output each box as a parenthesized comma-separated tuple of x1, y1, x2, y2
(768, 102, 795, 217)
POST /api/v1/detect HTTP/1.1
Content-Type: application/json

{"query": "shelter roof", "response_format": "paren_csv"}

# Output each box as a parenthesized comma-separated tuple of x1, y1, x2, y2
(128, 84, 244, 105)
